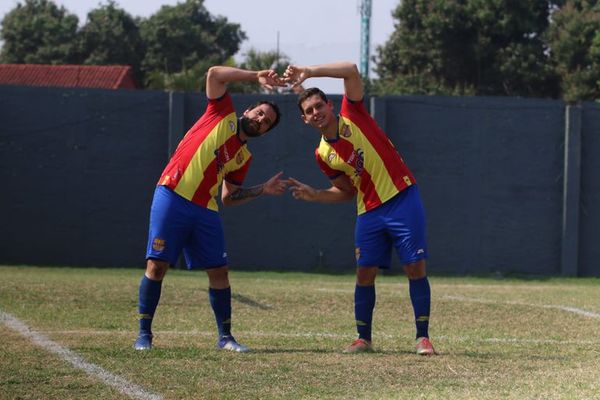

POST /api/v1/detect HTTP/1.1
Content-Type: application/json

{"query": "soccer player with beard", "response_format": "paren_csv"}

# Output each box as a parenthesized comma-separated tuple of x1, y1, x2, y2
(283, 61, 435, 355)
(134, 66, 287, 352)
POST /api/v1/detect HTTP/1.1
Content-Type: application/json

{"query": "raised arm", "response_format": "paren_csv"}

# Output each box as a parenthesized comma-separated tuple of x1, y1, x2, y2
(206, 66, 284, 99)
(283, 61, 363, 101)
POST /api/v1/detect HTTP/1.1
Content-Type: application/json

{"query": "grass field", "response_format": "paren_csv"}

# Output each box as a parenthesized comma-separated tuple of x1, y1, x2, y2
(1, 265, 599, 400)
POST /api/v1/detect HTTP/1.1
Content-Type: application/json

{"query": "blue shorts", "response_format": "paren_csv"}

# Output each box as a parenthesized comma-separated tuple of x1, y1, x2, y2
(146, 185, 227, 269)
(355, 185, 428, 268)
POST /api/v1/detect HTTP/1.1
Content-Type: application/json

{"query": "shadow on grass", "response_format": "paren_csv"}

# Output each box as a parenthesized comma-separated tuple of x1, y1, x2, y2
(198, 288, 272, 310)
(131, 347, 426, 356)
(249, 348, 424, 356)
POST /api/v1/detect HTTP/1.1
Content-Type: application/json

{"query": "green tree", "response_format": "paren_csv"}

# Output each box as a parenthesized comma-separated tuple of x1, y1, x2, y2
(545, 0, 600, 102)
(373, 0, 561, 97)
(77, 1, 145, 82)
(139, 0, 246, 79)
(145, 48, 293, 94)
(144, 54, 222, 92)
(0, 0, 79, 64)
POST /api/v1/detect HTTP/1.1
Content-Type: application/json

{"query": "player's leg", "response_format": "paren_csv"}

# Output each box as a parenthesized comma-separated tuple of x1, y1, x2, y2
(205, 266, 247, 352)
(388, 186, 435, 355)
(134, 186, 189, 350)
(343, 266, 379, 353)
(135, 259, 169, 350)
(404, 260, 435, 355)
(184, 207, 248, 352)
(344, 210, 391, 353)
(205, 266, 232, 338)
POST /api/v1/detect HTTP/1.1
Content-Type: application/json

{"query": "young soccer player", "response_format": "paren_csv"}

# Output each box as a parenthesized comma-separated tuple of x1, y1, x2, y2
(283, 61, 435, 355)
(134, 65, 288, 352)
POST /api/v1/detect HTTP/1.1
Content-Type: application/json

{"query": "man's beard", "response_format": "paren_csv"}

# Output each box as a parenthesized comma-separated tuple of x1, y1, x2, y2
(240, 116, 261, 137)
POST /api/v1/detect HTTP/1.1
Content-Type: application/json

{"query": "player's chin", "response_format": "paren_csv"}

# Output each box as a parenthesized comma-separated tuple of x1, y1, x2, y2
(241, 119, 262, 137)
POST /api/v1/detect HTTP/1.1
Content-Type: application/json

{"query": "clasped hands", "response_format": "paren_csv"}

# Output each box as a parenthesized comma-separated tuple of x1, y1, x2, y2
(258, 65, 308, 90)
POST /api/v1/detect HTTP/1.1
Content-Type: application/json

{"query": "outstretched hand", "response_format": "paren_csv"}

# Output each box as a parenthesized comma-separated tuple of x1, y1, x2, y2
(262, 171, 290, 196)
(283, 65, 309, 88)
(288, 177, 318, 201)
(257, 70, 286, 91)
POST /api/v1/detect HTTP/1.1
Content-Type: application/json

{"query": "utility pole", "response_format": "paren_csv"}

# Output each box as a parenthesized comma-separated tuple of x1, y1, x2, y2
(359, 0, 372, 79)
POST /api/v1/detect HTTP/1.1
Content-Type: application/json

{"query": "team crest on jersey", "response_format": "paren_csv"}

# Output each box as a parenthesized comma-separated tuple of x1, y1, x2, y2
(236, 152, 244, 165)
(328, 152, 337, 163)
(341, 124, 351, 138)
(229, 121, 236, 132)
(152, 238, 166, 252)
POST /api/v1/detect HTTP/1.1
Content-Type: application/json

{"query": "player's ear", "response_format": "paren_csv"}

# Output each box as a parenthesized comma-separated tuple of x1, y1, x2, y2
(301, 114, 309, 124)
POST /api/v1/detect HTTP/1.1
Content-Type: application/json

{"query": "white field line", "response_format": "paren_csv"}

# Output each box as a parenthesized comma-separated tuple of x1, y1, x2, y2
(317, 289, 600, 320)
(0, 310, 163, 400)
(316, 283, 589, 291)
(442, 295, 600, 320)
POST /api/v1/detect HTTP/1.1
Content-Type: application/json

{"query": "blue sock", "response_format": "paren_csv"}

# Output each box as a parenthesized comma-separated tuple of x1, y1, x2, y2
(209, 287, 232, 337)
(409, 277, 431, 339)
(354, 284, 376, 341)
(138, 275, 162, 336)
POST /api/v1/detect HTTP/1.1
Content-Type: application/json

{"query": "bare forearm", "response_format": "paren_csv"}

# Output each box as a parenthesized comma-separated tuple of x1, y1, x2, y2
(313, 187, 355, 203)
(208, 66, 259, 84)
(223, 184, 264, 206)
(303, 62, 359, 80)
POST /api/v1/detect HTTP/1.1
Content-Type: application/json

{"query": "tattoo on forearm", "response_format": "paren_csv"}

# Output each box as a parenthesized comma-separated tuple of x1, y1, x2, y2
(229, 185, 264, 201)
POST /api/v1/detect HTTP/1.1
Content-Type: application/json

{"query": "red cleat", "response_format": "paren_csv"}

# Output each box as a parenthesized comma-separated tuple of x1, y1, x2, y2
(415, 337, 436, 355)
(343, 338, 374, 353)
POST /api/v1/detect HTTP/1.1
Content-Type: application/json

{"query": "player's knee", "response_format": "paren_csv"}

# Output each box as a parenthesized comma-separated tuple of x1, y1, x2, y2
(404, 260, 426, 280)
(207, 266, 230, 289)
(356, 266, 378, 285)
(145, 259, 169, 280)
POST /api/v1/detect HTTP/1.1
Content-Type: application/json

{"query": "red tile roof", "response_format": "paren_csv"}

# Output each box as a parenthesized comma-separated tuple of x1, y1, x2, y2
(0, 64, 138, 89)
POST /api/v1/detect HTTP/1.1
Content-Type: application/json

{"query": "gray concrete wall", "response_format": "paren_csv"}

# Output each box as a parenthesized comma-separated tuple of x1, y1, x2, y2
(372, 96, 565, 275)
(0, 86, 597, 276)
(579, 103, 600, 276)
(0, 86, 167, 267)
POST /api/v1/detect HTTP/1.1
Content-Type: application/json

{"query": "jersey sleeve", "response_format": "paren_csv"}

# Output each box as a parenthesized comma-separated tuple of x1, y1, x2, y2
(206, 92, 234, 119)
(340, 95, 369, 120)
(315, 148, 343, 180)
(224, 155, 252, 186)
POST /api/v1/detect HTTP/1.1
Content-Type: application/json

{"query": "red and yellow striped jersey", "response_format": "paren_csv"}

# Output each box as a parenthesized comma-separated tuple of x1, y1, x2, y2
(315, 96, 415, 215)
(158, 93, 252, 211)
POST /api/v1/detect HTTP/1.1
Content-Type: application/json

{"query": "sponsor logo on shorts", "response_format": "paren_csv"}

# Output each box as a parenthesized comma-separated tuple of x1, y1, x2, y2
(222, 252, 227, 258)
(152, 238, 166, 252)
(355, 247, 361, 261)
(328, 152, 336, 163)
(417, 249, 425, 254)
(403, 176, 412, 186)
(236, 152, 244, 165)
(229, 121, 235, 132)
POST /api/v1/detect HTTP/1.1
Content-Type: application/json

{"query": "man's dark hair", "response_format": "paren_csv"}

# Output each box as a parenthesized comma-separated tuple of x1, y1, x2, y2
(297, 87, 328, 114)
(247, 100, 281, 131)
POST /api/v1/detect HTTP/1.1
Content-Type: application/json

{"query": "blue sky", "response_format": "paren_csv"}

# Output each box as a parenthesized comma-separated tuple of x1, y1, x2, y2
(0, 0, 400, 93)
